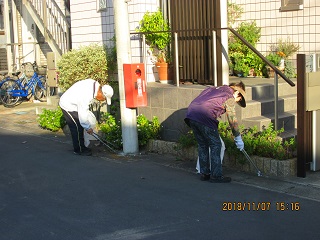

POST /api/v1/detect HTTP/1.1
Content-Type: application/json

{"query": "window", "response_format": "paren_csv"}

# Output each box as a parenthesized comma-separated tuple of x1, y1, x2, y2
(280, 0, 303, 12)
(97, 0, 107, 12)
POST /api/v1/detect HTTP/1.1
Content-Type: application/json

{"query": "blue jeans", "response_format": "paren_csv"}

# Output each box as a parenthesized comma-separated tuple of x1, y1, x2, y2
(189, 120, 223, 177)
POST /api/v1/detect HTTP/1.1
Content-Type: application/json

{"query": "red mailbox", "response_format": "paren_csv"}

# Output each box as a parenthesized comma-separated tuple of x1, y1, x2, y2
(123, 63, 147, 108)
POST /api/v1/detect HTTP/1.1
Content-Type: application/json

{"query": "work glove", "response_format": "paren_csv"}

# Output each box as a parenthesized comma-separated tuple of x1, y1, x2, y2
(234, 135, 244, 151)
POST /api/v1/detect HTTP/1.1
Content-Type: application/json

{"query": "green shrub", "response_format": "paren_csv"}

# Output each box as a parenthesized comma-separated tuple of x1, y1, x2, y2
(57, 43, 110, 91)
(137, 114, 161, 146)
(98, 113, 161, 149)
(284, 60, 296, 78)
(37, 107, 66, 132)
(266, 52, 282, 66)
(229, 21, 262, 76)
(177, 122, 297, 161)
(220, 122, 296, 160)
(99, 112, 123, 149)
(176, 130, 197, 149)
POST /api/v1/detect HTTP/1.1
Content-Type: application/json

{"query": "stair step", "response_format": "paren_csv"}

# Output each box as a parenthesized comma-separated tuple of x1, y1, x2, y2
(279, 129, 297, 141)
(240, 110, 297, 131)
(249, 83, 296, 101)
(230, 77, 297, 101)
(240, 94, 297, 119)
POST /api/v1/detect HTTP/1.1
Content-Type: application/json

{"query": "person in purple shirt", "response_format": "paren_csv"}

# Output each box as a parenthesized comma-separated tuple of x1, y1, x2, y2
(185, 81, 246, 183)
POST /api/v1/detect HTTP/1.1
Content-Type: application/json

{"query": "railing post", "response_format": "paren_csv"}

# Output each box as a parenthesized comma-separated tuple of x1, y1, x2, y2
(212, 30, 217, 86)
(274, 73, 279, 130)
(174, 32, 179, 87)
(142, 34, 147, 85)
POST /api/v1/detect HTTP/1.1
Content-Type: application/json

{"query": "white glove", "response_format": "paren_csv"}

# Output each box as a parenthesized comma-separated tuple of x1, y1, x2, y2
(234, 135, 244, 151)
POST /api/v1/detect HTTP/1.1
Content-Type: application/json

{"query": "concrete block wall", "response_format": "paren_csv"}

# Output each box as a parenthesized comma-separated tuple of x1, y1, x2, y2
(137, 82, 207, 141)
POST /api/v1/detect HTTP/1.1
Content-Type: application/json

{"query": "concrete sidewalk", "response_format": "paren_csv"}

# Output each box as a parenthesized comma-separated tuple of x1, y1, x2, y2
(1, 101, 320, 202)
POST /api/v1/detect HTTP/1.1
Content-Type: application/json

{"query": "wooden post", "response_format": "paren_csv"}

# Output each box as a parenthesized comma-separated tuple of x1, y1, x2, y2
(297, 54, 312, 177)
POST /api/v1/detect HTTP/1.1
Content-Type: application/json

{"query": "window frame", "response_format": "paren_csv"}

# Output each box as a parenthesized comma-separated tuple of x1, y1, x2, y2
(280, 0, 304, 12)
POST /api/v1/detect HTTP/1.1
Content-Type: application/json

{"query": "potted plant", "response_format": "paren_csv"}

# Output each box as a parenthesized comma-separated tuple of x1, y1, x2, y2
(264, 38, 300, 78)
(264, 52, 282, 78)
(137, 9, 173, 83)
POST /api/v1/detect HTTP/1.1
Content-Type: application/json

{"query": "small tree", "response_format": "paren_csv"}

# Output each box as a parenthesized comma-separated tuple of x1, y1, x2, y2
(57, 44, 109, 91)
(137, 9, 171, 63)
(229, 21, 262, 76)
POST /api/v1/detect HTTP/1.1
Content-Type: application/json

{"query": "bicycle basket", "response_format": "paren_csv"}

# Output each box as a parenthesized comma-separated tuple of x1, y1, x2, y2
(22, 63, 34, 78)
(36, 66, 47, 75)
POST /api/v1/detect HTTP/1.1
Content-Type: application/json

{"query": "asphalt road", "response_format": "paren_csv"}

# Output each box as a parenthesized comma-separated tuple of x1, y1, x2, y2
(1, 123, 320, 240)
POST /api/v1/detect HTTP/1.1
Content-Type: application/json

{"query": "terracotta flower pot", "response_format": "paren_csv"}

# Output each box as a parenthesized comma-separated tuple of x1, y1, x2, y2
(155, 62, 173, 84)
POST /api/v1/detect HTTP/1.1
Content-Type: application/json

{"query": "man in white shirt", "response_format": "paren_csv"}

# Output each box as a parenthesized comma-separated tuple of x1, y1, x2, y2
(59, 79, 114, 156)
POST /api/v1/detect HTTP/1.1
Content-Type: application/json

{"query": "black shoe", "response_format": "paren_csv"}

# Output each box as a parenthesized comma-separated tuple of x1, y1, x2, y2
(210, 176, 231, 183)
(200, 174, 211, 181)
(74, 148, 92, 156)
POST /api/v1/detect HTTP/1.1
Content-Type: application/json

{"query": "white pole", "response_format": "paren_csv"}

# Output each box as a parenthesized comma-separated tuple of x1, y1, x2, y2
(113, 0, 139, 154)
(174, 32, 179, 87)
(143, 34, 147, 85)
(220, 0, 229, 85)
(212, 30, 217, 86)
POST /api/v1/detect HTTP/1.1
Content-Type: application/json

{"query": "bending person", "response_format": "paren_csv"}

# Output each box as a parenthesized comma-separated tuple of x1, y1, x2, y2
(59, 79, 114, 156)
(185, 81, 246, 183)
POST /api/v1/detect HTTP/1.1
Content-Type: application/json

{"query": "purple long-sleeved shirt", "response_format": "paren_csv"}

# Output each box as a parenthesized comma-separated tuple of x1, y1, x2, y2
(185, 85, 235, 130)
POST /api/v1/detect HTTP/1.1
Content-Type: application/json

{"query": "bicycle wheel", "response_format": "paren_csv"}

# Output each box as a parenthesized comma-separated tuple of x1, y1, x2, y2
(34, 77, 47, 102)
(0, 79, 22, 107)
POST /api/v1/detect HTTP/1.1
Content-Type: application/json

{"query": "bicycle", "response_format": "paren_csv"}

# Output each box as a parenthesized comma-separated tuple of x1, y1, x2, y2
(0, 71, 21, 87)
(0, 62, 47, 107)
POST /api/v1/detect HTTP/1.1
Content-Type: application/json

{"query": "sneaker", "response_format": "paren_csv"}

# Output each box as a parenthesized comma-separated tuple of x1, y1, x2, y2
(200, 174, 211, 181)
(210, 176, 231, 183)
(74, 147, 92, 156)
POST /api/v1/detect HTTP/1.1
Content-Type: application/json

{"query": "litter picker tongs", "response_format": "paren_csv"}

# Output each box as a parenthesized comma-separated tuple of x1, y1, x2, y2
(92, 132, 117, 153)
(241, 149, 262, 177)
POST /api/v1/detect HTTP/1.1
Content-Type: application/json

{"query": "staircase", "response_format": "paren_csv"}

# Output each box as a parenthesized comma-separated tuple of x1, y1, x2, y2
(231, 77, 297, 139)
(22, 0, 71, 57)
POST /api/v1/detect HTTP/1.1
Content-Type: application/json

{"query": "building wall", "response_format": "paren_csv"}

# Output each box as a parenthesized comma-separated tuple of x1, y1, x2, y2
(70, 0, 159, 82)
(230, 0, 320, 62)
(70, 0, 115, 49)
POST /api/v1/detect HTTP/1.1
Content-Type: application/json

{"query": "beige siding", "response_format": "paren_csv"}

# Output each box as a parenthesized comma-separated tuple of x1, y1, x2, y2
(70, 0, 115, 49)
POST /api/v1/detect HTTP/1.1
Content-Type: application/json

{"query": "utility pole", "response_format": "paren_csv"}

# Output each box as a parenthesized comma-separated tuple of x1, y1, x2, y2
(113, 0, 139, 154)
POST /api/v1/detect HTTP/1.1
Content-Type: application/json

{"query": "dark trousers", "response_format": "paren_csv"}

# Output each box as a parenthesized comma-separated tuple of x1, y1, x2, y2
(61, 109, 86, 152)
(189, 119, 222, 177)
